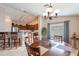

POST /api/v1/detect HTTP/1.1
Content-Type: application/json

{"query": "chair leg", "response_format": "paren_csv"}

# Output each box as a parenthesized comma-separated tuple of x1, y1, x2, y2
(3, 39, 5, 49)
(8, 38, 10, 47)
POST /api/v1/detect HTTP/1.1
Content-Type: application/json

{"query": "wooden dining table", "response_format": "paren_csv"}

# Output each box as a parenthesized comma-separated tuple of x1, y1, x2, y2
(30, 42, 40, 48)
(27, 40, 70, 56)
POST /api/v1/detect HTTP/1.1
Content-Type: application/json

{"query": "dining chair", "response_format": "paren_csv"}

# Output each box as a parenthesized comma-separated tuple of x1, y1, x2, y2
(0, 32, 11, 49)
(11, 32, 20, 48)
(54, 35, 63, 43)
(25, 41, 40, 56)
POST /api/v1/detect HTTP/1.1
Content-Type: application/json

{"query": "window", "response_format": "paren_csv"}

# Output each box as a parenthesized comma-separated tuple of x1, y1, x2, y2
(49, 23, 64, 41)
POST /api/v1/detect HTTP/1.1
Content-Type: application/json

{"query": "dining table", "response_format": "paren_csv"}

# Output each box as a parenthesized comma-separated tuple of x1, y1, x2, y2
(26, 40, 71, 56)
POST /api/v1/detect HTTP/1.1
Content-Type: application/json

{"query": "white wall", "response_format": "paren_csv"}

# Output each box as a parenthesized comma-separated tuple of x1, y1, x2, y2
(0, 7, 12, 32)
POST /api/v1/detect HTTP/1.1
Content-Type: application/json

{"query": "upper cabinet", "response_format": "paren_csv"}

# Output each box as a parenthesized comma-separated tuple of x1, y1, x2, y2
(12, 23, 38, 30)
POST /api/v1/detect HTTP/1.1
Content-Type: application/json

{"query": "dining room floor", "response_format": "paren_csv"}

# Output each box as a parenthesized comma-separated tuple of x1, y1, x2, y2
(41, 40, 79, 56)
(0, 39, 78, 56)
(40, 40, 71, 56)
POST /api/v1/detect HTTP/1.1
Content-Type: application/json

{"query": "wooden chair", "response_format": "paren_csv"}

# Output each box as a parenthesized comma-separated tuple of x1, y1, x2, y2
(25, 42, 32, 56)
(0, 32, 10, 49)
(30, 47, 40, 56)
(4, 32, 10, 48)
(25, 32, 40, 56)
(0, 32, 5, 49)
(25, 42, 40, 56)
(11, 32, 20, 47)
(54, 35, 63, 43)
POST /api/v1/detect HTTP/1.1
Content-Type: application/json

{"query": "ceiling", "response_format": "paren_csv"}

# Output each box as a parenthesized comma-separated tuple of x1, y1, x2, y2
(0, 3, 38, 24)
(2, 3, 79, 16)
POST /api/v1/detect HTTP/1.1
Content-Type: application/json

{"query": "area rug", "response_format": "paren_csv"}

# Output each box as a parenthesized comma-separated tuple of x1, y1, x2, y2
(56, 44, 72, 51)
(39, 46, 48, 55)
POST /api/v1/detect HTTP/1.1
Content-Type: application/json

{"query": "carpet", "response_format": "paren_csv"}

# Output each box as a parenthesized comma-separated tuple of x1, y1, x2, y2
(39, 46, 48, 55)
(0, 46, 28, 56)
(56, 44, 72, 51)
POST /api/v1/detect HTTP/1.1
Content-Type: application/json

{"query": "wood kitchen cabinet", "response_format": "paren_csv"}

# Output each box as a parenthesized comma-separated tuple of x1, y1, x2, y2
(12, 23, 38, 30)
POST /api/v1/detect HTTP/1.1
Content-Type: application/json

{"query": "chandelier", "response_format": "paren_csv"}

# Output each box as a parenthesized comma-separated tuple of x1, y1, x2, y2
(43, 3, 60, 20)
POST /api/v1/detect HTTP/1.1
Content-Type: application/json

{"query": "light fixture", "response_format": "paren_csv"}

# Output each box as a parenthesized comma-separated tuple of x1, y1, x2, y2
(43, 3, 60, 20)
(5, 16, 12, 23)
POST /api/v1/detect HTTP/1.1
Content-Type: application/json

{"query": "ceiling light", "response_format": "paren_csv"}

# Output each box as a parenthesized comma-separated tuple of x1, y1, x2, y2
(46, 7, 53, 13)
(5, 16, 12, 23)
(54, 9, 60, 13)
(43, 3, 60, 20)
(43, 12, 48, 16)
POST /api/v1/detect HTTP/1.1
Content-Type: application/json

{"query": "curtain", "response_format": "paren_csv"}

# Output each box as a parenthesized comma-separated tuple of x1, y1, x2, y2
(64, 21, 69, 43)
(48, 23, 50, 39)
